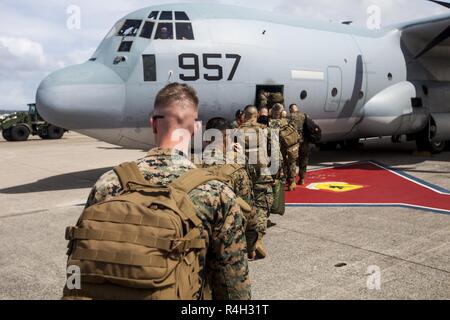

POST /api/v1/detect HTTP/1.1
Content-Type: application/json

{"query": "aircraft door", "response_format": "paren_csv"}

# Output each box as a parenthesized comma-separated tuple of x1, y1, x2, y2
(325, 67, 342, 112)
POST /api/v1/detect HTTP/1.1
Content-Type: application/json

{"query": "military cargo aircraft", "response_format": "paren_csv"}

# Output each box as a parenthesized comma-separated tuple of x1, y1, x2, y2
(36, 2, 450, 152)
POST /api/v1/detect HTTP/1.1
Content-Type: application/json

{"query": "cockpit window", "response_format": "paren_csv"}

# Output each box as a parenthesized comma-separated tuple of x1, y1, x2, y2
(160, 11, 173, 20)
(117, 19, 142, 37)
(118, 41, 133, 52)
(155, 23, 173, 40)
(175, 11, 190, 20)
(176, 23, 194, 40)
(148, 11, 159, 20)
(140, 21, 155, 39)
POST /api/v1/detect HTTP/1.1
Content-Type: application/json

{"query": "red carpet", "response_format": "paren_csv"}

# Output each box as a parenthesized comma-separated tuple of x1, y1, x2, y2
(285, 161, 450, 214)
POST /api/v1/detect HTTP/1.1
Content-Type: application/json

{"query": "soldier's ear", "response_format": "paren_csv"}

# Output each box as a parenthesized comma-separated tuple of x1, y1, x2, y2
(193, 120, 202, 136)
(149, 117, 158, 134)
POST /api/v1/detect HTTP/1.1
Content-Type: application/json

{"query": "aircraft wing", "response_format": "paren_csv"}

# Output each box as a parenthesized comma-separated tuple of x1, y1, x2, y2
(392, 12, 450, 60)
(386, 11, 450, 82)
(386, 7, 450, 141)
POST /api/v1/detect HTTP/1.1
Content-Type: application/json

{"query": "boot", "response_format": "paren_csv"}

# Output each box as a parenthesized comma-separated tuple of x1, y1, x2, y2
(255, 239, 267, 259)
(288, 180, 297, 191)
(267, 219, 277, 228)
(248, 251, 256, 261)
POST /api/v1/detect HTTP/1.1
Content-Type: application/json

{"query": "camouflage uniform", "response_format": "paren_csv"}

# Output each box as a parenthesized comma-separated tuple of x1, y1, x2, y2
(198, 148, 259, 253)
(269, 118, 297, 180)
(86, 148, 251, 300)
(236, 121, 273, 237)
(290, 111, 310, 182)
(269, 92, 284, 106)
(257, 91, 269, 109)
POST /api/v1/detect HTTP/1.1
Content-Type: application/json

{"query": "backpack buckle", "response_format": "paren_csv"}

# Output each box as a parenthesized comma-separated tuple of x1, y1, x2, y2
(171, 240, 190, 253)
(65, 226, 75, 240)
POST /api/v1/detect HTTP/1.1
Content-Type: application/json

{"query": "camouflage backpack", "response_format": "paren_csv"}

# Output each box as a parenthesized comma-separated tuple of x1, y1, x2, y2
(290, 112, 306, 144)
(63, 162, 225, 300)
(269, 92, 284, 106)
(278, 121, 300, 161)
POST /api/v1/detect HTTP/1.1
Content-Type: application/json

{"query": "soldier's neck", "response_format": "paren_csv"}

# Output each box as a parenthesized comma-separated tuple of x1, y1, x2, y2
(157, 136, 190, 155)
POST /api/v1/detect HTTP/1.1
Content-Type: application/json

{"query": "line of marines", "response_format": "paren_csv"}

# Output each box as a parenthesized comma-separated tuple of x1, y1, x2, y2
(63, 84, 313, 300)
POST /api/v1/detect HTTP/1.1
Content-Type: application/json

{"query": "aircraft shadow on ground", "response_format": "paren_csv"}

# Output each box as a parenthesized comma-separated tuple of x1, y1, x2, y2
(309, 144, 450, 171)
(0, 167, 112, 194)
(1, 144, 448, 195)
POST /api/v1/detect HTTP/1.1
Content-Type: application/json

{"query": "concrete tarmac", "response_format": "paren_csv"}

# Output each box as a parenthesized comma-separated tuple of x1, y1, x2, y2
(0, 133, 449, 299)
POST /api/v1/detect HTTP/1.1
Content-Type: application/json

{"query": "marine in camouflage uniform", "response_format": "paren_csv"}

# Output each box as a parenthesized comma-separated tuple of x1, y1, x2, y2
(290, 110, 310, 184)
(86, 147, 251, 300)
(198, 148, 259, 254)
(236, 120, 273, 244)
(268, 117, 297, 181)
(257, 90, 269, 109)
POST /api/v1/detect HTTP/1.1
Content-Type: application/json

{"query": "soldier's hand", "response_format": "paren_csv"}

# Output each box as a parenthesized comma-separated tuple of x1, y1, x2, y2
(233, 143, 243, 154)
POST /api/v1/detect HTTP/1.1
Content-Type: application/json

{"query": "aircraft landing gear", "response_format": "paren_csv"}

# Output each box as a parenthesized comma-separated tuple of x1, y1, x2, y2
(415, 118, 446, 154)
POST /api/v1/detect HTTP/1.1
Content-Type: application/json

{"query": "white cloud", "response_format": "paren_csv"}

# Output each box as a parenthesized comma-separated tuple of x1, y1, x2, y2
(0, 37, 65, 72)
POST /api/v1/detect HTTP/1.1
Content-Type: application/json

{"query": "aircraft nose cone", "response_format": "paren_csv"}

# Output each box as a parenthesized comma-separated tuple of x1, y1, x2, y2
(36, 62, 125, 131)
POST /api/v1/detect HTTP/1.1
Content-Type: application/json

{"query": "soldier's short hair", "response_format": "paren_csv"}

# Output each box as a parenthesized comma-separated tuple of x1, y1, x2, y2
(259, 106, 269, 116)
(154, 83, 199, 110)
(206, 117, 231, 131)
(272, 103, 284, 115)
(244, 105, 258, 119)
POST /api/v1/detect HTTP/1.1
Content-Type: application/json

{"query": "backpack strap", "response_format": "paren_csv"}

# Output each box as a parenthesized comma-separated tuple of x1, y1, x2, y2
(170, 168, 225, 194)
(113, 162, 148, 191)
(168, 169, 226, 228)
(218, 163, 242, 176)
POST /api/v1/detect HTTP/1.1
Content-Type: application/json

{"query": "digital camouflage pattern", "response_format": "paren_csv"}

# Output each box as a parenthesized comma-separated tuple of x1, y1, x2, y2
(269, 118, 297, 180)
(257, 91, 269, 108)
(289, 111, 309, 182)
(197, 148, 258, 252)
(236, 121, 273, 237)
(85, 147, 251, 300)
(289, 111, 306, 144)
(230, 120, 240, 129)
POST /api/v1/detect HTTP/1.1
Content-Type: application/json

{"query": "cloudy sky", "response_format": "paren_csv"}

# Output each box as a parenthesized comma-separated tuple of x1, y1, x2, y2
(0, 0, 448, 110)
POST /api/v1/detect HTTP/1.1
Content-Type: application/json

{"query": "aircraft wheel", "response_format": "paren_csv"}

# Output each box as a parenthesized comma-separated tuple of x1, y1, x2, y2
(10, 125, 30, 141)
(415, 118, 445, 154)
(2, 128, 12, 141)
(416, 137, 445, 154)
(47, 125, 64, 139)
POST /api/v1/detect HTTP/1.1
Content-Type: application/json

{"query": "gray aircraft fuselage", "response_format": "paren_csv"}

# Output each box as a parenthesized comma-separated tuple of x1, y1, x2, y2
(36, 3, 444, 149)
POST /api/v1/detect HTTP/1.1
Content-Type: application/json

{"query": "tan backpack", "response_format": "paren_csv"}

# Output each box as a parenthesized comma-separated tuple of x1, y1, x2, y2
(204, 163, 242, 189)
(63, 162, 224, 300)
(204, 163, 252, 210)
(279, 122, 300, 161)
